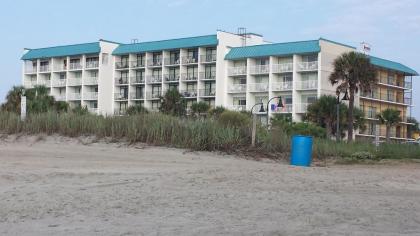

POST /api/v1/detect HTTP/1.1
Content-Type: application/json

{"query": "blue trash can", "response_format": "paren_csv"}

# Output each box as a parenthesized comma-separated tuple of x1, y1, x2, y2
(290, 135, 313, 167)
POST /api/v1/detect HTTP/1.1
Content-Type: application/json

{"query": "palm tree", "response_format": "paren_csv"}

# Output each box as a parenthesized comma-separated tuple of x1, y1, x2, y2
(377, 108, 401, 142)
(1, 86, 25, 113)
(190, 101, 210, 117)
(306, 95, 338, 138)
(329, 52, 377, 141)
(159, 89, 186, 116)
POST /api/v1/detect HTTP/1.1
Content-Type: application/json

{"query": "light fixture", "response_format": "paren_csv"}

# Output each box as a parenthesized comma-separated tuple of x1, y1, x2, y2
(342, 90, 349, 101)
(259, 104, 265, 113)
(277, 96, 284, 108)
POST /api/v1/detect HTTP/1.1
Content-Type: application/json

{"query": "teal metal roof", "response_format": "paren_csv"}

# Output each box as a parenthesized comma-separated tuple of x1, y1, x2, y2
(21, 42, 101, 60)
(224, 40, 321, 60)
(113, 34, 218, 55)
(370, 56, 418, 76)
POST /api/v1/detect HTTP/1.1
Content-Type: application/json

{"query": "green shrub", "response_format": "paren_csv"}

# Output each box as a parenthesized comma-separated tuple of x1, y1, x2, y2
(190, 102, 210, 116)
(126, 105, 148, 115)
(350, 151, 375, 160)
(209, 106, 226, 118)
(218, 111, 251, 128)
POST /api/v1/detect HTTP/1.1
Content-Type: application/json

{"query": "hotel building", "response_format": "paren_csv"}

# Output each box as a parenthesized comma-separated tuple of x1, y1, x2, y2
(21, 30, 418, 140)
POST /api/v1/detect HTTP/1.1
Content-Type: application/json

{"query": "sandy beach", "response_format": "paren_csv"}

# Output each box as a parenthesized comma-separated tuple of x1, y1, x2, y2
(0, 135, 419, 235)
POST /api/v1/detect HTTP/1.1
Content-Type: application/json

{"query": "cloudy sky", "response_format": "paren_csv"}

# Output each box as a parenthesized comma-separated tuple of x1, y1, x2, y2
(1, 0, 419, 117)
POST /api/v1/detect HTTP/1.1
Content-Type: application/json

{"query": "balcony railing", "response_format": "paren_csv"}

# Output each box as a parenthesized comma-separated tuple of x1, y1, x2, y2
(181, 73, 198, 81)
(52, 79, 66, 87)
(114, 93, 128, 100)
(38, 80, 51, 87)
(147, 59, 163, 67)
(272, 63, 293, 73)
(228, 66, 247, 76)
(360, 92, 408, 104)
(182, 56, 198, 64)
(130, 92, 145, 100)
(164, 74, 180, 83)
(296, 80, 317, 90)
(180, 90, 198, 98)
(67, 93, 81, 100)
(146, 75, 162, 84)
(39, 65, 50, 72)
(130, 76, 145, 84)
(200, 72, 216, 80)
(115, 61, 129, 69)
(199, 89, 216, 97)
(228, 84, 247, 93)
(87, 107, 98, 114)
(25, 67, 37, 74)
(146, 92, 162, 99)
(114, 109, 127, 116)
(130, 60, 145, 68)
(200, 54, 217, 63)
(115, 77, 129, 85)
(298, 61, 318, 71)
(404, 81, 412, 89)
(84, 92, 98, 100)
(55, 95, 66, 101)
(272, 81, 293, 91)
(24, 80, 37, 88)
(86, 61, 99, 69)
(164, 58, 180, 66)
(295, 103, 312, 113)
(272, 104, 293, 113)
(84, 77, 98, 85)
(67, 78, 82, 86)
(250, 65, 270, 75)
(54, 64, 67, 71)
(69, 63, 82, 70)
(228, 105, 246, 112)
(248, 83, 269, 92)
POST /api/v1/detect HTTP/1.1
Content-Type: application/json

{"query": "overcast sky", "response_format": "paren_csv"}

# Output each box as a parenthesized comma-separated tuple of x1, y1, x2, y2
(1, 0, 419, 117)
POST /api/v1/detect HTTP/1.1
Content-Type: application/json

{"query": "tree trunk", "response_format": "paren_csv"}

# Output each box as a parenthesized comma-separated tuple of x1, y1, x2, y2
(386, 125, 391, 143)
(347, 89, 355, 142)
(326, 120, 332, 139)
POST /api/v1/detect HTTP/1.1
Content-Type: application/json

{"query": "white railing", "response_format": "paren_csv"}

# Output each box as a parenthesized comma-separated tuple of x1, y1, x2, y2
(228, 105, 246, 112)
(228, 84, 247, 93)
(228, 66, 247, 76)
(84, 77, 98, 85)
(115, 77, 129, 85)
(55, 95, 66, 101)
(298, 61, 318, 71)
(68, 93, 81, 100)
(272, 63, 293, 73)
(181, 73, 198, 81)
(67, 77, 82, 86)
(147, 75, 162, 83)
(182, 56, 198, 64)
(87, 107, 98, 114)
(38, 80, 51, 87)
(54, 64, 67, 71)
(86, 61, 99, 69)
(24, 80, 37, 88)
(39, 65, 50, 72)
(114, 93, 128, 100)
(296, 80, 318, 90)
(250, 65, 270, 74)
(295, 103, 311, 113)
(130, 76, 145, 84)
(69, 63, 82, 70)
(180, 90, 198, 98)
(25, 67, 37, 74)
(130, 92, 144, 100)
(52, 79, 66, 87)
(272, 81, 293, 91)
(84, 92, 98, 100)
(272, 104, 293, 113)
(248, 83, 269, 92)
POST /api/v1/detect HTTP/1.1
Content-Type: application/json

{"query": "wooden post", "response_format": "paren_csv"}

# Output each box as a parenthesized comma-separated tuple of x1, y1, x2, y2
(251, 113, 257, 147)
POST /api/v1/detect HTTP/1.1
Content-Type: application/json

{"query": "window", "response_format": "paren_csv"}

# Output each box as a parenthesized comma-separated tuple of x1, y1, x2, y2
(285, 96, 293, 104)
(187, 49, 198, 60)
(169, 67, 179, 77)
(136, 54, 145, 66)
(152, 85, 161, 95)
(187, 82, 197, 92)
(74, 72, 82, 78)
(367, 106, 377, 118)
(307, 96, 317, 104)
(135, 86, 144, 98)
(153, 53, 162, 64)
(282, 74, 293, 82)
(120, 71, 128, 79)
(90, 71, 98, 78)
(119, 102, 128, 112)
(121, 55, 129, 65)
(302, 54, 318, 62)
(233, 97, 246, 106)
(205, 65, 216, 79)
(152, 101, 160, 110)
(152, 69, 162, 78)
(187, 66, 198, 78)
(169, 84, 178, 91)
(170, 51, 180, 64)
(93, 101, 98, 109)
(59, 73, 66, 80)
(102, 53, 109, 65)
(387, 89, 394, 101)
(368, 123, 375, 135)
(40, 61, 49, 66)
(256, 58, 269, 65)
(119, 87, 128, 98)
(136, 70, 144, 80)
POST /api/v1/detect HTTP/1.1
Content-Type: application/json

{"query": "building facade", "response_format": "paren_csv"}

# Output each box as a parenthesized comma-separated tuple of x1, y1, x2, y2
(21, 31, 418, 140)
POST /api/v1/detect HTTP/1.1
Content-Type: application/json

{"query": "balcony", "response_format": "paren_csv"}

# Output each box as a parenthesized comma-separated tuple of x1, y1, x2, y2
(272, 81, 293, 91)
(115, 77, 129, 85)
(228, 105, 246, 112)
(164, 74, 180, 83)
(53, 64, 67, 72)
(130, 76, 145, 84)
(39, 65, 51, 73)
(200, 54, 217, 63)
(114, 93, 128, 101)
(130, 60, 145, 68)
(147, 59, 162, 67)
(164, 58, 180, 66)
(378, 78, 412, 90)
(250, 65, 270, 75)
(296, 80, 317, 90)
(295, 103, 311, 113)
(146, 75, 162, 84)
(228, 66, 247, 76)
(86, 61, 99, 69)
(69, 63, 82, 70)
(181, 73, 198, 82)
(248, 83, 269, 92)
(115, 61, 129, 69)
(84, 77, 98, 85)
(360, 92, 408, 105)
(272, 63, 293, 73)
(38, 80, 51, 87)
(52, 79, 66, 87)
(146, 92, 161, 100)
(272, 104, 293, 113)
(67, 77, 82, 86)
(68, 93, 81, 101)
(228, 84, 246, 93)
(180, 90, 198, 98)
(130, 92, 144, 100)
(298, 61, 318, 71)
(25, 67, 37, 74)
(182, 56, 198, 64)
(87, 107, 98, 114)
(84, 92, 98, 100)
(55, 94, 66, 101)
(24, 80, 37, 88)
(199, 89, 216, 97)
(114, 109, 127, 116)
(200, 72, 216, 81)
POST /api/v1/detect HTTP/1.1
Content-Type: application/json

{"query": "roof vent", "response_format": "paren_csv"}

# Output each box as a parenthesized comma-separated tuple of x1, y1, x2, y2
(131, 39, 139, 44)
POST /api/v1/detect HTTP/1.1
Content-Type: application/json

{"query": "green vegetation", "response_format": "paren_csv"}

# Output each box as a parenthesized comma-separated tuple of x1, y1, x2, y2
(377, 108, 402, 142)
(407, 117, 419, 139)
(190, 101, 210, 117)
(159, 89, 186, 116)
